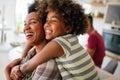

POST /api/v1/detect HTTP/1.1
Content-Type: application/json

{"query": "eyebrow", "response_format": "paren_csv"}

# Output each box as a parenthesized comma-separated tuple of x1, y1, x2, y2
(24, 18, 39, 23)
(49, 15, 62, 21)
(51, 15, 60, 19)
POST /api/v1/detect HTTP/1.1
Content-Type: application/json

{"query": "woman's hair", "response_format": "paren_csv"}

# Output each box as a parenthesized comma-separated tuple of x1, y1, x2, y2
(37, 0, 88, 35)
(27, 0, 48, 26)
(28, 1, 37, 13)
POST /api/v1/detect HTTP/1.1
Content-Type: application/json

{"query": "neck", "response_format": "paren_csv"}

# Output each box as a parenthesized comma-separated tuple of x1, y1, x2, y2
(35, 40, 48, 53)
(89, 27, 96, 35)
(91, 29, 96, 34)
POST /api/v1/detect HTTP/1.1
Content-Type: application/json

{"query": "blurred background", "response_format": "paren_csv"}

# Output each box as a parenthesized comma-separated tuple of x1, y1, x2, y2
(0, 0, 120, 79)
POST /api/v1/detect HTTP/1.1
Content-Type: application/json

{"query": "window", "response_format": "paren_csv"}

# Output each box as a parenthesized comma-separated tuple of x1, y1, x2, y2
(15, 0, 33, 33)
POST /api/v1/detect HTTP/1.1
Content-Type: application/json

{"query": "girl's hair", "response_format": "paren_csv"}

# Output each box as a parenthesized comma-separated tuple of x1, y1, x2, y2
(37, 0, 88, 35)
(36, 0, 48, 26)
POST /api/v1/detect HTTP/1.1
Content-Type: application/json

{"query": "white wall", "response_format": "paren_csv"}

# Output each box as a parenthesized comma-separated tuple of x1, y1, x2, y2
(0, 0, 16, 44)
(0, 0, 16, 28)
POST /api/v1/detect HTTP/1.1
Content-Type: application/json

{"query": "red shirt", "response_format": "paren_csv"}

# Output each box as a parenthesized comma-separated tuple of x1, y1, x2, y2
(87, 31, 105, 67)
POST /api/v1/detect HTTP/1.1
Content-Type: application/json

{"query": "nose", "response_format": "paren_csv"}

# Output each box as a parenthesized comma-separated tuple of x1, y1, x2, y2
(44, 21, 50, 29)
(23, 23, 30, 32)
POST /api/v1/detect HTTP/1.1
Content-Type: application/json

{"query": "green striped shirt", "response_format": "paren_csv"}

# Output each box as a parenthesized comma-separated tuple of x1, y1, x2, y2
(54, 34, 99, 80)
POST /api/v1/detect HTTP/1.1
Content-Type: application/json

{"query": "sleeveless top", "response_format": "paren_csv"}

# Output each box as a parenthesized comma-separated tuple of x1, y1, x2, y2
(54, 34, 99, 80)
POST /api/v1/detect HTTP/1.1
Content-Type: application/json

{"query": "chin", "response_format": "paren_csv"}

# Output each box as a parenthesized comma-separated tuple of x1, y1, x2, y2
(46, 38, 51, 40)
(46, 37, 52, 40)
(27, 41, 33, 44)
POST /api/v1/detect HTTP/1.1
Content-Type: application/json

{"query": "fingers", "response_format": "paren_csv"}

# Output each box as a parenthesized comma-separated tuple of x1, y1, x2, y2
(10, 72, 19, 80)
(10, 65, 24, 80)
(10, 66, 19, 80)
(11, 72, 23, 80)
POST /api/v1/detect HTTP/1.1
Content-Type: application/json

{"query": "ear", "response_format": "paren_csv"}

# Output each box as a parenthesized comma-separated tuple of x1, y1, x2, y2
(65, 26, 72, 34)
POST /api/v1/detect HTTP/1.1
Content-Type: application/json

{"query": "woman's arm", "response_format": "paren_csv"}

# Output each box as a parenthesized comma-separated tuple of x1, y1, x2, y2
(10, 65, 24, 80)
(4, 58, 22, 80)
(9, 43, 33, 80)
(20, 41, 64, 74)
(5, 65, 12, 80)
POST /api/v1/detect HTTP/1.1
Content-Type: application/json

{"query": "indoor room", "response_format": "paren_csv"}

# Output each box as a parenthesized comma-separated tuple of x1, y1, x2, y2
(0, 0, 120, 80)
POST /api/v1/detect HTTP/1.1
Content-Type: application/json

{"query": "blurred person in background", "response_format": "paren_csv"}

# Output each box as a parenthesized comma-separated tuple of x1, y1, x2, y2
(86, 14, 105, 68)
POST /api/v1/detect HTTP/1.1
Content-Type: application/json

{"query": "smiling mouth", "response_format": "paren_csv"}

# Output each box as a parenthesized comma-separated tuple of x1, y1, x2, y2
(45, 29, 52, 34)
(25, 32, 34, 39)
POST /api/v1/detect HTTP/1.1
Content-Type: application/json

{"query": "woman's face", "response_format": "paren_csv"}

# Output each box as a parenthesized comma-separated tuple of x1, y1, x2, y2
(44, 11, 71, 40)
(23, 12, 45, 45)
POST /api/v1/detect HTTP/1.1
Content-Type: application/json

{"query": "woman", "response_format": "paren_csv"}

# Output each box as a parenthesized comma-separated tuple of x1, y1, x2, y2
(5, 1, 62, 80)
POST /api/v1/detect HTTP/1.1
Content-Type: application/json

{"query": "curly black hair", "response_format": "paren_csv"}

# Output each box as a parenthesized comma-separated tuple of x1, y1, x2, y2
(36, 0, 48, 26)
(27, 0, 48, 26)
(37, 0, 88, 35)
(28, 1, 37, 13)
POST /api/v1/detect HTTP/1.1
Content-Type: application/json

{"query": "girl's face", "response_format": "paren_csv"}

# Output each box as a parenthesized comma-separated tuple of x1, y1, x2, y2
(44, 11, 71, 40)
(23, 12, 45, 45)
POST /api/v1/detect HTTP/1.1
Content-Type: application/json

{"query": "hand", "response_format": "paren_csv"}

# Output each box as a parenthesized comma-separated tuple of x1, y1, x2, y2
(5, 58, 22, 80)
(10, 65, 24, 80)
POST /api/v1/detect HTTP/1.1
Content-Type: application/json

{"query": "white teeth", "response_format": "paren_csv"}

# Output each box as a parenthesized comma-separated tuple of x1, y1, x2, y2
(26, 33, 33, 36)
(46, 30, 52, 33)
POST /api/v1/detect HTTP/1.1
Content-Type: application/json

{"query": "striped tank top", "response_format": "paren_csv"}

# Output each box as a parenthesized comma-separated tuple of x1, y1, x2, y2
(54, 34, 99, 80)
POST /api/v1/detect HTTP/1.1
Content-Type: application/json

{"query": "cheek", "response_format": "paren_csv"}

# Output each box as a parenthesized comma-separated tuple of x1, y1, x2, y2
(33, 25, 43, 32)
(53, 24, 63, 31)
(34, 31, 41, 42)
(36, 28, 45, 37)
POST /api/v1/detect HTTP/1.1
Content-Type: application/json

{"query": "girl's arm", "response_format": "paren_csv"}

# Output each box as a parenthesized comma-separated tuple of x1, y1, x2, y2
(20, 41, 64, 74)
(5, 65, 12, 80)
